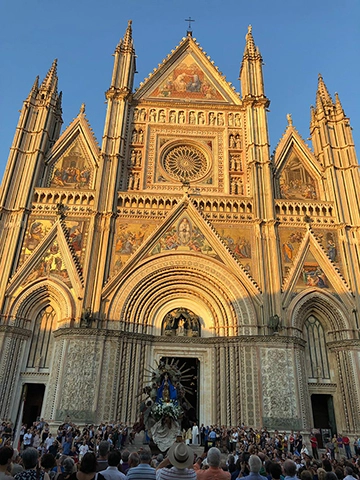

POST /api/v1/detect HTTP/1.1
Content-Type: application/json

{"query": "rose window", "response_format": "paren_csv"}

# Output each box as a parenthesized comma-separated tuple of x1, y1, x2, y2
(162, 145, 209, 182)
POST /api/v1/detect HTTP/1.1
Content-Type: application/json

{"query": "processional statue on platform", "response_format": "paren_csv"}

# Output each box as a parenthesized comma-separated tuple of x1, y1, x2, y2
(135, 357, 197, 451)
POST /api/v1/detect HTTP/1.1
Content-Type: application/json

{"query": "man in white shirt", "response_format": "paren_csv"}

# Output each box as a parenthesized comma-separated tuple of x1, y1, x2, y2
(101, 451, 125, 480)
(23, 430, 33, 449)
(44, 433, 54, 452)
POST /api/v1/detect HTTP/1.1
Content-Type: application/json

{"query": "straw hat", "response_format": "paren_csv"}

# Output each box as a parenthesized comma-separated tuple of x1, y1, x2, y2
(167, 442, 194, 469)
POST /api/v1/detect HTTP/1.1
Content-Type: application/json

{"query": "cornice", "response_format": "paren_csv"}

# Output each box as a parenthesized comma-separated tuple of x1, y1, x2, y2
(0, 325, 32, 339)
(307, 382, 337, 391)
(132, 100, 245, 111)
(327, 339, 360, 350)
(53, 327, 306, 347)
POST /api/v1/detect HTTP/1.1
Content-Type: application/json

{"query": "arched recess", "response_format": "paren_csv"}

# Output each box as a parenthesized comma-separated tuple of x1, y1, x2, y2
(287, 289, 350, 339)
(9, 279, 76, 330)
(107, 254, 258, 336)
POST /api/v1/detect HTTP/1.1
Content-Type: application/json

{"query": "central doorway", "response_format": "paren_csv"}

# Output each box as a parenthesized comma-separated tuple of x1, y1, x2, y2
(161, 356, 199, 428)
(311, 394, 337, 447)
(22, 384, 45, 427)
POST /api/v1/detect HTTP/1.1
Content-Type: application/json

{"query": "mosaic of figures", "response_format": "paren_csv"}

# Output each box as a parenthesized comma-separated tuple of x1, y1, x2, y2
(20, 217, 88, 268)
(25, 240, 71, 288)
(50, 145, 92, 189)
(312, 230, 338, 262)
(149, 54, 224, 101)
(280, 229, 304, 266)
(279, 157, 318, 200)
(20, 218, 55, 266)
(133, 107, 241, 127)
(313, 229, 343, 274)
(150, 217, 216, 257)
(295, 250, 333, 291)
(111, 221, 157, 275)
(162, 307, 200, 337)
(65, 220, 88, 266)
(216, 225, 253, 276)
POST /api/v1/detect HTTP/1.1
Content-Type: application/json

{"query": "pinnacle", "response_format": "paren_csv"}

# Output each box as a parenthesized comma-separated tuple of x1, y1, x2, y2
(316, 73, 333, 110)
(244, 24, 256, 57)
(123, 19, 134, 52)
(40, 58, 58, 94)
(27, 75, 39, 99)
(334, 92, 345, 116)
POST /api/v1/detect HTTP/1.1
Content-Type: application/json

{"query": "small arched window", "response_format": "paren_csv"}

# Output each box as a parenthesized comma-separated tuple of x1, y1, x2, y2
(27, 305, 56, 369)
(304, 315, 330, 379)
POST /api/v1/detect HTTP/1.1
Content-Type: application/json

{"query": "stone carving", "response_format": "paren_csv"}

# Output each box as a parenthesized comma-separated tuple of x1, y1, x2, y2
(58, 338, 101, 421)
(162, 308, 200, 337)
(261, 348, 297, 427)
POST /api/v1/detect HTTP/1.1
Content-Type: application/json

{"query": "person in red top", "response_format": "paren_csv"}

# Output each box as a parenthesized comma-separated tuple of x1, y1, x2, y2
(342, 435, 352, 459)
(310, 434, 319, 459)
(193, 448, 230, 479)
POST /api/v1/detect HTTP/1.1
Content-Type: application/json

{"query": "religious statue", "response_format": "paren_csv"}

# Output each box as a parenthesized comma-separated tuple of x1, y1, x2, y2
(134, 358, 196, 451)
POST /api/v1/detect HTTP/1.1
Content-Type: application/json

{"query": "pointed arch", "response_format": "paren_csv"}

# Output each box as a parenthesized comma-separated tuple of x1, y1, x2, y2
(9, 279, 76, 328)
(106, 253, 258, 337)
(287, 289, 350, 338)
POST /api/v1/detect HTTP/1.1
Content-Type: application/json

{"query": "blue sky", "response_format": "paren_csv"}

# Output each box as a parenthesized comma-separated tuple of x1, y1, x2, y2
(0, 0, 359, 180)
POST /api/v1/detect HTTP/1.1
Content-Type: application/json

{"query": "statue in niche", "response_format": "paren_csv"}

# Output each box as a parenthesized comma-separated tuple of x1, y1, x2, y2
(269, 314, 281, 334)
(162, 308, 200, 337)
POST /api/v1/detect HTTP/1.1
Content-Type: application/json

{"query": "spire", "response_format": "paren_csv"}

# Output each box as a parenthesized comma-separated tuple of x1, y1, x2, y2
(240, 25, 266, 99)
(244, 25, 257, 57)
(40, 59, 58, 94)
(316, 73, 333, 110)
(334, 92, 345, 117)
(26, 75, 39, 100)
(122, 20, 133, 52)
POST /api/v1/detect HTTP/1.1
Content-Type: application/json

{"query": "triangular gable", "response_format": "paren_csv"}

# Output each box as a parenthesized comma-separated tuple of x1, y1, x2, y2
(282, 228, 352, 308)
(103, 197, 260, 298)
(273, 126, 324, 200)
(7, 220, 83, 296)
(44, 113, 100, 190)
(134, 35, 241, 105)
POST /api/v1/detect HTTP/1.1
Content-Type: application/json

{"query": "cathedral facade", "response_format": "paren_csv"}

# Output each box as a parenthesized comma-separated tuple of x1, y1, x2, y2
(0, 22, 359, 437)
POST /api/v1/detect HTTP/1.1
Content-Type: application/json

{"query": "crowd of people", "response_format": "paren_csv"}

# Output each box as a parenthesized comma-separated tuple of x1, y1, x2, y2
(0, 418, 359, 480)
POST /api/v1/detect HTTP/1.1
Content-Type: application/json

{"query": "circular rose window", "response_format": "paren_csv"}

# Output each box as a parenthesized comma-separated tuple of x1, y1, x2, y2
(162, 144, 209, 182)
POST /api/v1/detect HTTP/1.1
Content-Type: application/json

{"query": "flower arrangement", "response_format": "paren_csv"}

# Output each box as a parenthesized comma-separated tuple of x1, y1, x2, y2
(152, 400, 182, 421)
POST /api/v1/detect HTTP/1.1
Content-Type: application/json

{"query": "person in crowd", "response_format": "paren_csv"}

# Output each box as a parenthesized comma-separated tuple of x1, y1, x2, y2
(119, 451, 130, 475)
(243, 455, 268, 480)
(0, 446, 14, 479)
(100, 451, 125, 480)
(123, 453, 138, 476)
(283, 460, 298, 480)
(125, 449, 155, 479)
(14, 447, 49, 480)
(193, 447, 230, 479)
(156, 442, 196, 479)
(96, 442, 110, 472)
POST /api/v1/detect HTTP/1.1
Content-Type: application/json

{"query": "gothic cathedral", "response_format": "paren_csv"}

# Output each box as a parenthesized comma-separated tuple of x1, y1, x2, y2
(0, 22, 359, 436)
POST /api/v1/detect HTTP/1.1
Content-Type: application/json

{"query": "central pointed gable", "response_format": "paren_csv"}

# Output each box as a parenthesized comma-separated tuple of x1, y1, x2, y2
(134, 35, 241, 105)
(103, 196, 260, 299)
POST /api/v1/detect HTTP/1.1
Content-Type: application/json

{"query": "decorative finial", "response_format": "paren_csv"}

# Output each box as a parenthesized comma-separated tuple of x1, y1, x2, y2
(56, 202, 68, 219)
(80, 103, 86, 114)
(248, 25, 252, 34)
(286, 113, 293, 126)
(185, 17, 195, 36)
